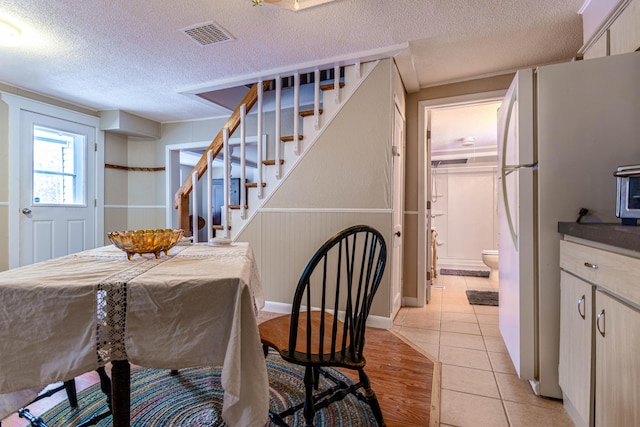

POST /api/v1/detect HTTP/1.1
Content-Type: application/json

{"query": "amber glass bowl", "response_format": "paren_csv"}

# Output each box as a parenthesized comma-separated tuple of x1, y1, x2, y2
(108, 229, 185, 260)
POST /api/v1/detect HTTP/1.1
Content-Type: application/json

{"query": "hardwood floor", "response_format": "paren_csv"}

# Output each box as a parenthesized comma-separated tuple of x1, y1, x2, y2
(359, 327, 438, 426)
(1, 316, 438, 427)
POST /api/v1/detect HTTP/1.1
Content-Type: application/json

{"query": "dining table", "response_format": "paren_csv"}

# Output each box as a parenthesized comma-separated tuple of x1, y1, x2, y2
(0, 242, 269, 427)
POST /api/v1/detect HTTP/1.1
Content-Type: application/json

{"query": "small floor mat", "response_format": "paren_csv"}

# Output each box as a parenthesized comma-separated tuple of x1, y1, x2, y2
(465, 290, 499, 306)
(440, 269, 490, 278)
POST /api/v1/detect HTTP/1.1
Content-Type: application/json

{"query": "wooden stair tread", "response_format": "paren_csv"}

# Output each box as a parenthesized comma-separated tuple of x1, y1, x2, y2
(212, 225, 231, 230)
(320, 82, 345, 91)
(245, 182, 267, 188)
(229, 205, 249, 210)
(263, 159, 285, 166)
(281, 135, 304, 142)
(299, 109, 323, 117)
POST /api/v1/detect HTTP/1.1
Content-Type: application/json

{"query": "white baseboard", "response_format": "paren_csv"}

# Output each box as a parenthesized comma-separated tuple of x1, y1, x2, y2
(402, 296, 420, 307)
(437, 260, 489, 271)
(262, 301, 393, 329)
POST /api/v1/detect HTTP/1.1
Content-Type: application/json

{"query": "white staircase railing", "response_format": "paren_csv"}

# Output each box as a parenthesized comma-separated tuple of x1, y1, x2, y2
(183, 60, 377, 242)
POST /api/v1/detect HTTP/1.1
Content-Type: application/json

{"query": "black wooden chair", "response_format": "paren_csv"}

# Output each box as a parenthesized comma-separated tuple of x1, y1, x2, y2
(1, 379, 77, 427)
(259, 225, 387, 427)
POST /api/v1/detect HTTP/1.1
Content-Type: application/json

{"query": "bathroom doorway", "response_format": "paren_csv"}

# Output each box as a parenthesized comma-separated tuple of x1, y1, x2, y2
(418, 91, 505, 303)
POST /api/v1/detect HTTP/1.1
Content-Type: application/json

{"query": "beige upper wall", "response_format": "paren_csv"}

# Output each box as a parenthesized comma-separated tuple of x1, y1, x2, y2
(265, 64, 392, 210)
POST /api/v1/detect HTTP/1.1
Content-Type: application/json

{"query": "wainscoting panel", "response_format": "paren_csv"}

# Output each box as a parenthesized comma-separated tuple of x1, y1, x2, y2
(252, 210, 392, 318)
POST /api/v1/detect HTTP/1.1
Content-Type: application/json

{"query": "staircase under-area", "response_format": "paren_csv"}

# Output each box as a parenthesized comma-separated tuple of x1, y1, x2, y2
(174, 61, 378, 242)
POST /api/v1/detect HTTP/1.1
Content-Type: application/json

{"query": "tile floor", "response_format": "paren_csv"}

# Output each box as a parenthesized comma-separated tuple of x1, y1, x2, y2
(393, 273, 575, 427)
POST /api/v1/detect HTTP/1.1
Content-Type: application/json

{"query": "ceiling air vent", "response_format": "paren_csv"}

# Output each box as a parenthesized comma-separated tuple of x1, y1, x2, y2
(181, 22, 234, 47)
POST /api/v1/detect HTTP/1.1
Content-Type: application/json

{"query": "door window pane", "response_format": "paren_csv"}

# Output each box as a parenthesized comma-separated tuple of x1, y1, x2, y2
(32, 125, 86, 205)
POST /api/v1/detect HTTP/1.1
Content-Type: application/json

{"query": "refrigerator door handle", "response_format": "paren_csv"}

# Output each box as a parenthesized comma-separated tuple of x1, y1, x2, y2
(500, 93, 519, 248)
(503, 162, 538, 176)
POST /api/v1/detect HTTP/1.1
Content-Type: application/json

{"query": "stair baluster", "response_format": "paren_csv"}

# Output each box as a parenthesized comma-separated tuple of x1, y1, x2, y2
(314, 69, 321, 130)
(257, 80, 264, 199)
(240, 104, 247, 220)
(293, 72, 301, 156)
(275, 76, 282, 179)
(206, 150, 213, 242)
(191, 171, 199, 243)
(334, 65, 340, 104)
(222, 127, 231, 239)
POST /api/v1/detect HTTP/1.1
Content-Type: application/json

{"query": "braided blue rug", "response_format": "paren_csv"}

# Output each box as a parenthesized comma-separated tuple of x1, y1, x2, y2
(38, 351, 376, 426)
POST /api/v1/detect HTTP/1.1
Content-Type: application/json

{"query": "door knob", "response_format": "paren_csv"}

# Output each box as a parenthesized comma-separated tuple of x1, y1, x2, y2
(22, 208, 32, 215)
(395, 231, 401, 237)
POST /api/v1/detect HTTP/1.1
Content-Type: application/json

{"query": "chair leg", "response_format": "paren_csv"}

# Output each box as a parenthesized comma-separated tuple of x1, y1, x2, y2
(63, 379, 78, 408)
(358, 368, 386, 427)
(262, 344, 269, 358)
(303, 366, 316, 427)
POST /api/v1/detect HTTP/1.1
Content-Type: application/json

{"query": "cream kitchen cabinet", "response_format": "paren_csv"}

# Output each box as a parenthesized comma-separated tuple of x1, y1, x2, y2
(559, 271, 594, 427)
(559, 238, 640, 427)
(594, 290, 640, 426)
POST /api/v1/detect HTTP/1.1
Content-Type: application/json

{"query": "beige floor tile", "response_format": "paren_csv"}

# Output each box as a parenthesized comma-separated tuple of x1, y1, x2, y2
(440, 389, 509, 427)
(488, 351, 517, 374)
(483, 335, 509, 353)
(393, 308, 408, 324)
(440, 331, 486, 351)
(439, 346, 492, 371)
(396, 326, 440, 345)
(473, 305, 499, 315)
(441, 320, 481, 335)
(441, 364, 501, 398)
(504, 400, 574, 426)
(413, 341, 439, 359)
(401, 316, 441, 330)
(495, 373, 564, 410)
(476, 313, 499, 325)
(441, 311, 477, 323)
(479, 323, 502, 337)
(464, 276, 495, 288)
(440, 303, 475, 314)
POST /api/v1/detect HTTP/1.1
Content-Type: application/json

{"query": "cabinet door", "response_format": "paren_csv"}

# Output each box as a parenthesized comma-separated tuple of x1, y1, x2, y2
(559, 271, 593, 427)
(595, 291, 640, 426)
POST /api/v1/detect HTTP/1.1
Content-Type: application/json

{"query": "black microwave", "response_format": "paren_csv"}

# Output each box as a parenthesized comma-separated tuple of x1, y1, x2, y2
(614, 165, 640, 224)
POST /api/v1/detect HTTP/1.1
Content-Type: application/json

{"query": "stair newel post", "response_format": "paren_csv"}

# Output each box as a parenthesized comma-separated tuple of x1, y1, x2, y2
(222, 127, 230, 239)
(257, 80, 264, 199)
(334, 65, 340, 104)
(191, 171, 199, 243)
(314, 68, 321, 130)
(275, 75, 282, 179)
(240, 104, 247, 220)
(293, 72, 300, 156)
(355, 61, 361, 79)
(206, 149, 213, 243)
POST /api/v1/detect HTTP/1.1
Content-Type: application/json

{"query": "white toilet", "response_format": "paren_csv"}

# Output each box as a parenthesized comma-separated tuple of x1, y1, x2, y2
(481, 250, 499, 282)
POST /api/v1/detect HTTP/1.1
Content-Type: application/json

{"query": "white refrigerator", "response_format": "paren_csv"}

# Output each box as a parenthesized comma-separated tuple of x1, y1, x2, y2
(497, 51, 640, 399)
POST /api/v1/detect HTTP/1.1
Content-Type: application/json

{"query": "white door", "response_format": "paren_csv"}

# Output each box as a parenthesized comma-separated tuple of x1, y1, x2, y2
(20, 111, 96, 265)
(497, 70, 535, 380)
(391, 104, 405, 318)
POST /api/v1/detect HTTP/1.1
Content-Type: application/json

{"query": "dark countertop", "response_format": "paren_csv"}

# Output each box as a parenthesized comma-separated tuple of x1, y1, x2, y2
(558, 222, 640, 253)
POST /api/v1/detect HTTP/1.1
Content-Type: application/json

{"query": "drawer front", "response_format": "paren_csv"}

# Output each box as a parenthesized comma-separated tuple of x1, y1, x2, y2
(560, 240, 640, 307)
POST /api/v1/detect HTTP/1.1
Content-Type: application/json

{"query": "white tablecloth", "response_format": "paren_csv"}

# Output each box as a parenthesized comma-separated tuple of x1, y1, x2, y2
(0, 243, 268, 426)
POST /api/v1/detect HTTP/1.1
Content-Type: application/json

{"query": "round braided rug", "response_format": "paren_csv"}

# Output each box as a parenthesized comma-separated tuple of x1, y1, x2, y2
(39, 352, 377, 426)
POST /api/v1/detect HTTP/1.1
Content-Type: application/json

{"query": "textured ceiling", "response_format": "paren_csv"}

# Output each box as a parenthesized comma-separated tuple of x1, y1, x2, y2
(0, 0, 585, 122)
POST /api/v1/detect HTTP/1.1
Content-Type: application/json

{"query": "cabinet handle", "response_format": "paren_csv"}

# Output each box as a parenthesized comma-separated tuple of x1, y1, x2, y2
(596, 309, 605, 337)
(577, 294, 586, 320)
(583, 262, 598, 269)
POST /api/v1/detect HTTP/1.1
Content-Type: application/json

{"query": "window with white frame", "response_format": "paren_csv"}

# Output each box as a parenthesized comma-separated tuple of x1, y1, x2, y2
(32, 125, 86, 205)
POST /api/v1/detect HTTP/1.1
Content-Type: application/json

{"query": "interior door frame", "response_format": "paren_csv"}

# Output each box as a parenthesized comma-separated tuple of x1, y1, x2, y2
(391, 99, 405, 319)
(417, 90, 505, 305)
(1, 92, 104, 269)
